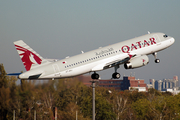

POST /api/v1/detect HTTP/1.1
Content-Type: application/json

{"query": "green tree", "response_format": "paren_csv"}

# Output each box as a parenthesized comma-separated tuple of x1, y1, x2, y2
(8, 76, 19, 119)
(55, 79, 116, 119)
(131, 98, 151, 119)
(0, 86, 10, 120)
(112, 94, 128, 119)
(165, 93, 180, 119)
(0, 64, 16, 119)
(0, 64, 8, 88)
(95, 91, 116, 120)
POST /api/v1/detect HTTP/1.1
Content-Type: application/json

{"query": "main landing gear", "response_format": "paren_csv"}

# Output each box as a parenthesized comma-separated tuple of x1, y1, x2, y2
(91, 65, 121, 80)
(112, 65, 121, 79)
(152, 52, 160, 63)
(112, 72, 121, 79)
(91, 72, 100, 79)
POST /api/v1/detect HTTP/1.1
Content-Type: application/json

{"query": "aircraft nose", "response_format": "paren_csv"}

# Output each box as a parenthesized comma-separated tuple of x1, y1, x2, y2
(170, 37, 175, 44)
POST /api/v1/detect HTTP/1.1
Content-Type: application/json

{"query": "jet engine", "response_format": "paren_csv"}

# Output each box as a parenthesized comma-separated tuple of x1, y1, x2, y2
(124, 55, 149, 69)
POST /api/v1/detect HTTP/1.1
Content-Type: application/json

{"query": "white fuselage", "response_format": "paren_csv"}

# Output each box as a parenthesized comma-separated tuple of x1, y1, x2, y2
(19, 33, 175, 79)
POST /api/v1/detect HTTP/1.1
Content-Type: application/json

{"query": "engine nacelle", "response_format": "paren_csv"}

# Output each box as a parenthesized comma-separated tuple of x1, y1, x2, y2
(124, 55, 149, 69)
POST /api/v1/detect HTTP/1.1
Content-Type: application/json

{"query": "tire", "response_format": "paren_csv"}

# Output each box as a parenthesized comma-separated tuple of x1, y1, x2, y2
(112, 72, 120, 79)
(91, 73, 99, 79)
(155, 59, 160, 63)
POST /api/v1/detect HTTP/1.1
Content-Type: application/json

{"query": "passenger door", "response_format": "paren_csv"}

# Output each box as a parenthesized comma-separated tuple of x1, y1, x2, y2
(52, 64, 60, 76)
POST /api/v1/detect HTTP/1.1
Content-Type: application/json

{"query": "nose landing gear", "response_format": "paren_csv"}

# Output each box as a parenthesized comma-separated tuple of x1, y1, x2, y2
(152, 52, 160, 63)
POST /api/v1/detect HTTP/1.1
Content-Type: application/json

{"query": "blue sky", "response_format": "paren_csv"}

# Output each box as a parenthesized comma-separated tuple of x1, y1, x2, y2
(0, 1, 180, 83)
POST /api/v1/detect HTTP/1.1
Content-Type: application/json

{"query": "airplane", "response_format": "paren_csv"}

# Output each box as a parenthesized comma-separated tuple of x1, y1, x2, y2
(10, 32, 175, 80)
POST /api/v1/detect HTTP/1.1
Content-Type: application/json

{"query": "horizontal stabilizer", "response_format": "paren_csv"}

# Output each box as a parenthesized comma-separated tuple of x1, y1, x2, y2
(7, 73, 22, 76)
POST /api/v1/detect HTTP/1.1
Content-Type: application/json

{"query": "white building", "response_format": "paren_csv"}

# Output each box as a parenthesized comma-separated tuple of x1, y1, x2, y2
(129, 87, 146, 92)
(147, 84, 153, 89)
(166, 87, 180, 95)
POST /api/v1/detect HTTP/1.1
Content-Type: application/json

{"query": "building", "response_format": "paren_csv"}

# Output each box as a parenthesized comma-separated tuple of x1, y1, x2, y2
(166, 87, 180, 95)
(121, 76, 147, 91)
(146, 84, 153, 89)
(149, 76, 179, 91)
(77, 75, 147, 91)
(149, 79, 155, 89)
(98, 79, 123, 90)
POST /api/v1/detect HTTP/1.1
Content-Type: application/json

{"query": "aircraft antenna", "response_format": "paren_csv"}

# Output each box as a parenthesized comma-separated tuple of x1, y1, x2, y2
(148, 31, 150, 34)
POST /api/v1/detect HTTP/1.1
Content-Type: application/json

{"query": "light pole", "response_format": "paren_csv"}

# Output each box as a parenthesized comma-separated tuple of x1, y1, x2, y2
(91, 79, 98, 120)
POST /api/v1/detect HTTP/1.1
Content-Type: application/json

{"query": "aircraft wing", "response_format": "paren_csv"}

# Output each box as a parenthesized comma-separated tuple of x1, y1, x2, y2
(92, 52, 136, 71)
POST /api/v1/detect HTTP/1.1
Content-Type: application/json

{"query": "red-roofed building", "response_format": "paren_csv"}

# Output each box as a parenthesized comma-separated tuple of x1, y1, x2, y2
(122, 76, 147, 91)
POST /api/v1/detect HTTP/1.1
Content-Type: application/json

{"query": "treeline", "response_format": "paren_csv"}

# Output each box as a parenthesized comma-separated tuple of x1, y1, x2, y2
(0, 63, 180, 120)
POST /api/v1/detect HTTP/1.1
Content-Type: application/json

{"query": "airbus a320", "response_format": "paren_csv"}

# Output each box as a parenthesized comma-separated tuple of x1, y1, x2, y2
(9, 32, 175, 80)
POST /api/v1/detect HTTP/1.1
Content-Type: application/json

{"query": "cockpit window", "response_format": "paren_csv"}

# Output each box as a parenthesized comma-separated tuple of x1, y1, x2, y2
(163, 34, 168, 38)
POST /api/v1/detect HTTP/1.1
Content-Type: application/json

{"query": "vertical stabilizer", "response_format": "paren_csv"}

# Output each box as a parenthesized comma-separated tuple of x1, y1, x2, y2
(14, 40, 49, 71)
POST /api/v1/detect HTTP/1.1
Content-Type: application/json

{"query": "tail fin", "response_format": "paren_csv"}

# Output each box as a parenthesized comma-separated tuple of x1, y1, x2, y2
(14, 40, 48, 71)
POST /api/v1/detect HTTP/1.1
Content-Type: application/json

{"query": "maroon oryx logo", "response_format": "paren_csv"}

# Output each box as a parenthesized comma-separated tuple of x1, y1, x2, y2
(15, 44, 42, 71)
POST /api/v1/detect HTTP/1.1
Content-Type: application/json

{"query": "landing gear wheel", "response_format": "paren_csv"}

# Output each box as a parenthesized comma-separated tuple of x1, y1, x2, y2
(112, 72, 121, 79)
(91, 73, 99, 79)
(155, 59, 160, 63)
